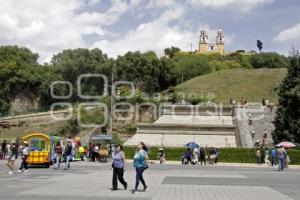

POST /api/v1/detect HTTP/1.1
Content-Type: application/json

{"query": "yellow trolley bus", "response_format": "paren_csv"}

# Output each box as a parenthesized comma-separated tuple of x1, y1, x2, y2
(23, 133, 51, 167)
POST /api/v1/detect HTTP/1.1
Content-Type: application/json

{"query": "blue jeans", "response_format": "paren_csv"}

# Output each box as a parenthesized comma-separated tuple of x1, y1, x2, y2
(55, 155, 61, 169)
(278, 157, 285, 171)
(64, 155, 70, 169)
(135, 167, 146, 190)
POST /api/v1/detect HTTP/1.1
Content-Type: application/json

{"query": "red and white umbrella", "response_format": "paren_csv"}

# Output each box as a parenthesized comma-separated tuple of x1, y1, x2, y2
(276, 142, 296, 148)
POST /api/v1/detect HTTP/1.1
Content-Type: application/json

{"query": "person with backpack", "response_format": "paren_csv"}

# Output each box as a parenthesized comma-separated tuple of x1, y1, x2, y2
(111, 144, 127, 191)
(63, 141, 72, 170)
(132, 142, 149, 194)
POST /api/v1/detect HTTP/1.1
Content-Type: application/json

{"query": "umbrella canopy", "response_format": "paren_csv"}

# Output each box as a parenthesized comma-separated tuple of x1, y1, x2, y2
(276, 142, 296, 148)
(185, 142, 199, 149)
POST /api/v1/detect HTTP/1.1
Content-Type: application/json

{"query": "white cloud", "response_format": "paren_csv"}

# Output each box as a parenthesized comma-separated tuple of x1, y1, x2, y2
(0, 0, 271, 63)
(86, 0, 102, 6)
(92, 7, 190, 56)
(189, 0, 273, 12)
(147, 0, 177, 9)
(0, 0, 130, 62)
(274, 22, 300, 43)
(92, 7, 234, 58)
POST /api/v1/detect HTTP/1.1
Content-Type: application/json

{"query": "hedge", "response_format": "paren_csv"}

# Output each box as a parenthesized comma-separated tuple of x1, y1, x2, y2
(123, 146, 300, 165)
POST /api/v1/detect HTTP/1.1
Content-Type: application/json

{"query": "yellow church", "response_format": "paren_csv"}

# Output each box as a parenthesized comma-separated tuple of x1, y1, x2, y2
(198, 29, 225, 55)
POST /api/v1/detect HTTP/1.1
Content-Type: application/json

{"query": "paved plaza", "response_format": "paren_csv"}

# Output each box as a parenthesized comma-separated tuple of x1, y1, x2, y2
(0, 160, 300, 200)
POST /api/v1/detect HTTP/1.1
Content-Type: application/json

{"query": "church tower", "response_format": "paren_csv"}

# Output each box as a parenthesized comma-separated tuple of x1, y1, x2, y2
(216, 29, 224, 55)
(199, 29, 208, 53)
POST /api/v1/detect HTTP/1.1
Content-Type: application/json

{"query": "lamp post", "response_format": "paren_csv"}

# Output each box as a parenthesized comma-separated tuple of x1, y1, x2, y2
(110, 72, 114, 136)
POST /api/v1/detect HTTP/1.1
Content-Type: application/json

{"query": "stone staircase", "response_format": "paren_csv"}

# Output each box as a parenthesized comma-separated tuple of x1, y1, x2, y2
(233, 104, 276, 148)
(124, 105, 238, 148)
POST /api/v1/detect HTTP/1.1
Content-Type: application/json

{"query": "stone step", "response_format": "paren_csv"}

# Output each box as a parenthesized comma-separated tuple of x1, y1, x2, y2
(137, 123, 236, 132)
(161, 105, 233, 116)
(162, 111, 233, 116)
(137, 129, 236, 136)
(154, 115, 234, 125)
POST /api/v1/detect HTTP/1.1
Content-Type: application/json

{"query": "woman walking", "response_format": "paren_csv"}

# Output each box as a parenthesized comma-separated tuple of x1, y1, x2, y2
(6, 142, 17, 175)
(111, 144, 127, 191)
(132, 142, 149, 194)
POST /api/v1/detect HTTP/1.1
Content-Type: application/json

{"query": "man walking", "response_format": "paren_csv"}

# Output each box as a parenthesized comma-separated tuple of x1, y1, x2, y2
(18, 141, 30, 173)
(277, 145, 286, 171)
(63, 141, 72, 170)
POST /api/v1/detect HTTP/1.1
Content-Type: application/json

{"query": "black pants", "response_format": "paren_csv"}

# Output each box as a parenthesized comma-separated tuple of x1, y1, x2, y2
(19, 155, 28, 170)
(135, 167, 147, 190)
(1, 150, 6, 159)
(112, 168, 127, 189)
(200, 156, 206, 165)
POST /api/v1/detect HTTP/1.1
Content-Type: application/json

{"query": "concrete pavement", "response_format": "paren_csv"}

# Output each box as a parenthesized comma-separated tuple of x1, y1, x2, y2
(0, 160, 299, 200)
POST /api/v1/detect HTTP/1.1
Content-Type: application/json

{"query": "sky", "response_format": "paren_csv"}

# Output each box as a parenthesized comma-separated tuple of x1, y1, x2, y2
(0, 0, 300, 63)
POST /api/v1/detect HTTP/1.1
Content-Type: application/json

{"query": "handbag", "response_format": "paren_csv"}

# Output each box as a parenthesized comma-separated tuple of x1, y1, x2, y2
(143, 163, 149, 170)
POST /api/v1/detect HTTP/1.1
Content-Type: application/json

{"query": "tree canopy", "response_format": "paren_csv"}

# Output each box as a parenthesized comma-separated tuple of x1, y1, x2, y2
(273, 51, 300, 144)
(0, 45, 291, 115)
(0, 46, 61, 115)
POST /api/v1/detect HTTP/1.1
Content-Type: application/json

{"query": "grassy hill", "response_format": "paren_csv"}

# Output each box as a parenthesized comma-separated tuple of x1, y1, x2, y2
(175, 68, 287, 104)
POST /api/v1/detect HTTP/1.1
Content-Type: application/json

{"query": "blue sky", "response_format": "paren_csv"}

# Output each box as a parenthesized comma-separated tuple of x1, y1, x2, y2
(0, 0, 299, 63)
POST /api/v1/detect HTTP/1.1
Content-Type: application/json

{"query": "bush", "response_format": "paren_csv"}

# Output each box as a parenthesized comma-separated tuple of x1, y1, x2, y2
(123, 146, 300, 165)
(124, 124, 137, 135)
(250, 52, 289, 68)
(112, 132, 124, 144)
(209, 60, 242, 71)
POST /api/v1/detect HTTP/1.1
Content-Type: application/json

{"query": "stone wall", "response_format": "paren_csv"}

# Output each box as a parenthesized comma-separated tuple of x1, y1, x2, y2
(9, 90, 41, 114)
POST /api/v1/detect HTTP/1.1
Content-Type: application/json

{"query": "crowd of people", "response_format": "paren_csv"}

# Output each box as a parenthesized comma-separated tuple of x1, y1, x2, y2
(1, 139, 30, 174)
(229, 97, 276, 113)
(1, 139, 75, 174)
(0, 136, 295, 195)
(182, 147, 219, 165)
(1, 139, 151, 194)
(255, 145, 290, 171)
(88, 143, 110, 162)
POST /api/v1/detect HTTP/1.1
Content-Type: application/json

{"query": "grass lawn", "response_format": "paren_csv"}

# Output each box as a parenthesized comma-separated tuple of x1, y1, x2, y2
(175, 68, 287, 104)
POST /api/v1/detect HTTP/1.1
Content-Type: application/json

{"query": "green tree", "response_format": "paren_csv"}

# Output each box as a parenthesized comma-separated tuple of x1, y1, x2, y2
(164, 46, 180, 58)
(250, 52, 289, 68)
(0, 45, 63, 115)
(225, 52, 252, 68)
(115, 51, 175, 92)
(51, 48, 112, 101)
(273, 51, 300, 143)
(172, 54, 212, 83)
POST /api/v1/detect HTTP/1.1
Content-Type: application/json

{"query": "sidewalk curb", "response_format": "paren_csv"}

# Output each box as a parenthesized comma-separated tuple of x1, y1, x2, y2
(126, 159, 300, 169)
